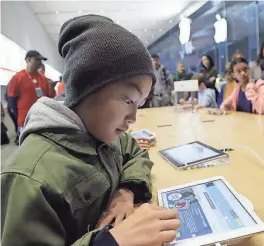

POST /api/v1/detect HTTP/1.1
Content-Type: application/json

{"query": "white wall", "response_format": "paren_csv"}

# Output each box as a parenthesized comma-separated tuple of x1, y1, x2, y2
(1, 1, 63, 72)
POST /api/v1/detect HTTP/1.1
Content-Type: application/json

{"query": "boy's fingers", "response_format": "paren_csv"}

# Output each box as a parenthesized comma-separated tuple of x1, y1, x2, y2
(98, 210, 116, 229)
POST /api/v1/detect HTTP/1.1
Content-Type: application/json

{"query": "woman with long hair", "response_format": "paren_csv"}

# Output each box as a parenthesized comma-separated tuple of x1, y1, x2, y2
(221, 57, 264, 114)
(200, 54, 218, 100)
(250, 41, 264, 81)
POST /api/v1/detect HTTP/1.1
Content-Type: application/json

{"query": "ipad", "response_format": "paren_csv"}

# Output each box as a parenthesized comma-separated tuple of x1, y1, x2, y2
(131, 129, 154, 139)
(158, 177, 264, 246)
(159, 141, 228, 169)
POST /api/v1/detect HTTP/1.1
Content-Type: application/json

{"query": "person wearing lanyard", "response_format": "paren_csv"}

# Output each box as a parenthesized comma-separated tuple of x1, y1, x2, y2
(7, 50, 49, 137)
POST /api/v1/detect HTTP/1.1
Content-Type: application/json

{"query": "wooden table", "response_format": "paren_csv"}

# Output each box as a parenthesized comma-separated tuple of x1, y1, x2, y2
(133, 107, 264, 246)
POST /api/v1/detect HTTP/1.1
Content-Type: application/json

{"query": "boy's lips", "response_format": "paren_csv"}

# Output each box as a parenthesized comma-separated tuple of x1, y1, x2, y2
(116, 127, 129, 133)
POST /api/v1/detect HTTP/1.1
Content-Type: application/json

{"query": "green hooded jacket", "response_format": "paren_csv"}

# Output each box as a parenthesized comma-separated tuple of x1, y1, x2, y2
(1, 97, 153, 246)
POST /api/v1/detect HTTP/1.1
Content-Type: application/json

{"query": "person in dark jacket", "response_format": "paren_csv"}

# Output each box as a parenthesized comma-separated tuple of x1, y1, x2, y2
(4, 89, 18, 144)
(174, 61, 192, 81)
(200, 54, 218, 100)
(1, 15, 180, 246)
(1, 103, 10, 145)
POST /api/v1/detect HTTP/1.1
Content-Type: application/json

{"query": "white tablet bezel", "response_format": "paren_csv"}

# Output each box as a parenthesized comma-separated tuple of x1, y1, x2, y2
(131, 129, 155, 140)
(158, 176, 264, 246)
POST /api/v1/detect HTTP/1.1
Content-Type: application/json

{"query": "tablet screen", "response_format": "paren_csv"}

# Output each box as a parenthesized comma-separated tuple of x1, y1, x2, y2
(160, 179, 257, 242)
(131, 130, 153, 138)
(162, 142, 220, 166)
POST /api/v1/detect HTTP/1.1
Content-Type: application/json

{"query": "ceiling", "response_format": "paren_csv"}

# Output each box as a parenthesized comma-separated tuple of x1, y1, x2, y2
(28, 0, 207, 47)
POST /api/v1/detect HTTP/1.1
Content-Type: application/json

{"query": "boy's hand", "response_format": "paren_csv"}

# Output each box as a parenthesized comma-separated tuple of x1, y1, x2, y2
(110, 203, 181, 246)
(127, 129, 151, 149)
(97, 189, 134, 229)
(135, 138, 151, 149)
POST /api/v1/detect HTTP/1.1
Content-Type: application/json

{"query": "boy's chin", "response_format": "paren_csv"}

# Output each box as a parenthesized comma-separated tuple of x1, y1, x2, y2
(99, 131, 124, 144)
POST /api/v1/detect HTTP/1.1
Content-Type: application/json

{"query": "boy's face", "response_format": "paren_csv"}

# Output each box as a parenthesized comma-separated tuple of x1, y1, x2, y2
(74, 75, 152, 143)
(199, 82, 206, 91)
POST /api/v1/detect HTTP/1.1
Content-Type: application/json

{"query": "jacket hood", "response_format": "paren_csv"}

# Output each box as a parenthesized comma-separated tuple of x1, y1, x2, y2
(20, 97, 87, 144)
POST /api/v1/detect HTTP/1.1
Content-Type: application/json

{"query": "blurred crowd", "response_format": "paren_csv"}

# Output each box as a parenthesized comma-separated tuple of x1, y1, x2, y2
(1, 42, 264, 145)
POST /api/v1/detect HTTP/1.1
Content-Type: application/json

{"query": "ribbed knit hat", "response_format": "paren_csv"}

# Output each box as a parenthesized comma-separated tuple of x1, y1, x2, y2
(58, 15, 156, 108)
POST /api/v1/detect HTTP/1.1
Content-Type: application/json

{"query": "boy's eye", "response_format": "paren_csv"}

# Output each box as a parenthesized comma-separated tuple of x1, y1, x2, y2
(125, 97, 134, 105)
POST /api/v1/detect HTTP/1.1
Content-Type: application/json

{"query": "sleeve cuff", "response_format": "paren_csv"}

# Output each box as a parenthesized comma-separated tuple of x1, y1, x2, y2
(120, 180, 152, 204)
(90, 226, 119, 246)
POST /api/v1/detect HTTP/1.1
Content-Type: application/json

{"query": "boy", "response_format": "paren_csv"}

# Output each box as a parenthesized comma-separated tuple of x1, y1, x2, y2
(180, 74, 217, 110)
(1, 15, 180, 246)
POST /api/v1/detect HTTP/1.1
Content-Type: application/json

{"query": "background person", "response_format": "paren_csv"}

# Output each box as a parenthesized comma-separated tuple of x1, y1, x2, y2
(217, 64, 237, 107)
(200, 54, 218, 100)
(174, 61, 193, 102)
(221, 58, 264, 114)
(180, 74, 217, 110)
(38, 63, 56, 98)
(250, 41, 264, 81)
(1, 103, 10, 145)
(151, 54, 174, 107)
(174, 61, 192, 81)
(7, 50, 50, 136)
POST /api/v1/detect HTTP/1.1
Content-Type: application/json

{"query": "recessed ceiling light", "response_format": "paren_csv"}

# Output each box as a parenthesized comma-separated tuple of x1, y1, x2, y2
(55, 11, 59, 15)
(159, 28, 163, 32)
(169, 19, 173, 23)
(144, 29, 147, 32)
(100, 9, 104, 13)
(116, 20, 120, 24)
(78, 10, 82, 13)
(129, 29, 132, 32)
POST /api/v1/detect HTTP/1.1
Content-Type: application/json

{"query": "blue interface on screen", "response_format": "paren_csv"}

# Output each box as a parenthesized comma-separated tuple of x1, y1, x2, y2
(161, 180, 256, 241)
(131, 130, 152, 138)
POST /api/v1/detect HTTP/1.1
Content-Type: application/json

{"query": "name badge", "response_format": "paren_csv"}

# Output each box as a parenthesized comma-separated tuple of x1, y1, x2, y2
(35, 87, 43, 98)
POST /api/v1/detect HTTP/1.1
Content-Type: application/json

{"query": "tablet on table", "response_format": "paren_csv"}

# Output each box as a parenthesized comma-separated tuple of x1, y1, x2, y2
(131, 129, 156, 146)
(159, 141, 228, 169)
(158, 176, 264, 246)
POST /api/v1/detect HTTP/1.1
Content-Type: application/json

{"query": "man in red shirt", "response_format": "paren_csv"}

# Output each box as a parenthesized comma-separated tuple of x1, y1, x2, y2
(8, 50, 50, 137)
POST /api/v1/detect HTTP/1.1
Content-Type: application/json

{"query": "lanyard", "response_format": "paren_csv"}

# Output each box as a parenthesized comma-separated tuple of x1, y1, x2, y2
(26, 70, 40, 87)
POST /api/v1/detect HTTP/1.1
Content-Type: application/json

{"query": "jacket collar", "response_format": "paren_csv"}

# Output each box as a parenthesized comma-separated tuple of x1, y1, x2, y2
(39, 129, 121, 156)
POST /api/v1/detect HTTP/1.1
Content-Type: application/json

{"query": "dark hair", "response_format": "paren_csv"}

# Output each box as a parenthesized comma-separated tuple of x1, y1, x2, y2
(197, 74, 205, 86)
(231, 51, 245, 62)
(151, 54, 159, 59)
(230, 57, 248, 72)
(256, 41, 264, 64)
(201, 54, 214, 70)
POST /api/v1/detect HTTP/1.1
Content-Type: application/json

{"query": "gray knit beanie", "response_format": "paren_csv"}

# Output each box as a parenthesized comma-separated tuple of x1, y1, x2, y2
(58, 15, 156, 108)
